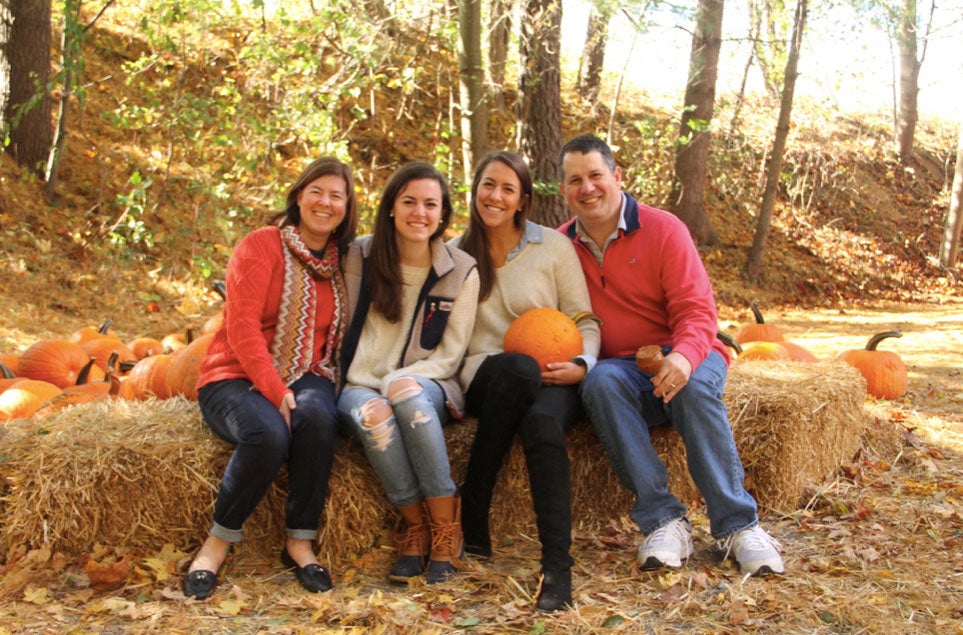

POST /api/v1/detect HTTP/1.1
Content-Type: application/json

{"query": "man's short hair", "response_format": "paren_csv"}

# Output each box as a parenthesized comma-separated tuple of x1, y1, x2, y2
(557, 134, 617, 179)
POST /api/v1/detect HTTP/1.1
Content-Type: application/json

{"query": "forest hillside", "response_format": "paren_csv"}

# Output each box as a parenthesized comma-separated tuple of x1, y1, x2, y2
(0, 6, 960, 351)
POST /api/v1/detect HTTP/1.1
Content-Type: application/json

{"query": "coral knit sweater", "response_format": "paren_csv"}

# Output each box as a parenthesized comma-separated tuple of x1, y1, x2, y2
(196, 226, 335, 408)
(559, 193, 729, 370)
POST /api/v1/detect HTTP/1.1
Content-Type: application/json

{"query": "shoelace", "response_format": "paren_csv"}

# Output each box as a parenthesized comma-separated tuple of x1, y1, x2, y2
(395, 521, 429, 554)
(719, 527, 782, 560)
(648, 520, 690, 547)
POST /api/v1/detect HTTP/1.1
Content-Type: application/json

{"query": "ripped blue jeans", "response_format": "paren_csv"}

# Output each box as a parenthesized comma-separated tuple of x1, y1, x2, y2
(337, 376, 455, 507)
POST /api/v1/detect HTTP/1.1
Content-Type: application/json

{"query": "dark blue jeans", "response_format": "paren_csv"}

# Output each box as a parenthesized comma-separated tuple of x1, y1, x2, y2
(461, 353, 580, 572)
(198, 373, 338, 543)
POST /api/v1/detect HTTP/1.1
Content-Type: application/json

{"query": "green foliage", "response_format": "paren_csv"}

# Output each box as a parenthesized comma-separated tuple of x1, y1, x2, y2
(107, 170, 155, 255)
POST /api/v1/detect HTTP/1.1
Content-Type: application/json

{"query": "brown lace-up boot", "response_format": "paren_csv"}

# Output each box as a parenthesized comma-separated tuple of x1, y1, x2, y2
(387, 501, 431, 583)
(424, 495, 465, 584)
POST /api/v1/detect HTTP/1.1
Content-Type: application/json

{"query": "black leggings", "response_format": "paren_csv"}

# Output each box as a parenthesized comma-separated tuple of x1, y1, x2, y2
(461, 352, 581, 571)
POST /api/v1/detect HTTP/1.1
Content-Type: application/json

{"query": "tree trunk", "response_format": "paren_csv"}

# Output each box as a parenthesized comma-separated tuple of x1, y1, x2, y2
(3, 0, 52, 175)
(939, 126, 963, 268)
(488, 0, 512, 111)
(517, 0, 564, 227)
(668, 0, 724, 247)
(745, 0, 807, 283)
(750, 0, 788, 100)
(458, 0, 488, 183)
(577, 5, 608, 107)
(0, 0, 11, 120)
(896, 0, 920, 165)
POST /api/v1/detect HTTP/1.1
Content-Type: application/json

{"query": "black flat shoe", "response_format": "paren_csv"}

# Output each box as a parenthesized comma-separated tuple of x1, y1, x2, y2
(281, 548, 333, 593)
(183, 569, 218, 600)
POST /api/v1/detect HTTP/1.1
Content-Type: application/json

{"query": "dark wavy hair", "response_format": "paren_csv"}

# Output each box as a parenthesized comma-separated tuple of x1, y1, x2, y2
(271, 156, 358, 258)
(368, 162, 453, 322)
(458, 151, 533, 300)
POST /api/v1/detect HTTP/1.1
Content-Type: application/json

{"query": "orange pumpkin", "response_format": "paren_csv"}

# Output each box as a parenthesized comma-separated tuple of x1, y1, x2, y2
(161, 330, 192, 354)
(82, 338, 138, 375)
(0, 353, 19, 376)
(201, 309, 224, 335)
(0, 379, 63, 421)
(836, 330, 907, 400)
(69, 319, 118, 345)
(17, 339, 106, 388)
(123, 353, 175, 399)
(734, 301, 784, 344)
(128, 337, 164, 360)
(736, 340, 818, 363)
(165, 333, 214, 400)
(503, 308, 583, 371)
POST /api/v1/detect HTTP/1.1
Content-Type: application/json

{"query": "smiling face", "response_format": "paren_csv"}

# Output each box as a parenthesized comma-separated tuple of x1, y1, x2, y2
(560, 150, 623, 235)
(296, 174, 348, 250)
(392, 178, 443, 248)
(474, 160, 526, 232)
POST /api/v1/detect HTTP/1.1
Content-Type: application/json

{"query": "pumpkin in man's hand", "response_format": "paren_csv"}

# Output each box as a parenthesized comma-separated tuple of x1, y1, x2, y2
(635, 345, 664, 374)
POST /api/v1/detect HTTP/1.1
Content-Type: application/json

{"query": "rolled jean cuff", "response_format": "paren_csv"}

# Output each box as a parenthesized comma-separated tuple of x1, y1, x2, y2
(286, 528, 318, 541)
(210, 521, 243, 543)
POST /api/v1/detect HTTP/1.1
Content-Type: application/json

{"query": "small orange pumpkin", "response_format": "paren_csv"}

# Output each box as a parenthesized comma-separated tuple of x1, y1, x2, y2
(82, 338, 138, 375)
(123, 353, 175, 399)
(734, 301, 784, 344)
(503, 308, 583, 371)
(0, 379, 63, 421)
(0, 353, 19, 376)
(165, 333, 214, 400)
(17, 339, 106, 388)
(128, 337, 165, 360)
(736, 340, 818, 363)
(836, 330, 907, 400)
(69, 319, 118, 345)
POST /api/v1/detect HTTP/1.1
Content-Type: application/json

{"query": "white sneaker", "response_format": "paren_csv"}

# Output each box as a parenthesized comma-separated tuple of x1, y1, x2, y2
(637, 518, 694, 570)
(718, 525, 785, 576)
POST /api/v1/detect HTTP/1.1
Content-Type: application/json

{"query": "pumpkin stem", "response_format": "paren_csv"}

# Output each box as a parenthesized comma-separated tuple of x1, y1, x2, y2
(865, 330, 902, 351)
(750, 300, 766, 324)
(108, 372, 122, 396)
(212, 280, 227, 301)
(0, 359, 16, 379)
(186, 327, 195, 345)
(716, 331, 743, 354)
(98, 318, 113, 334)
(76, 357, 98, 385)
(106, 352, 120, 378)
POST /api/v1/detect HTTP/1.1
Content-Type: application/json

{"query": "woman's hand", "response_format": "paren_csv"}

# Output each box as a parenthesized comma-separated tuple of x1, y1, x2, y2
(279, 392, 297, 433)
(542, 361, 587, 386)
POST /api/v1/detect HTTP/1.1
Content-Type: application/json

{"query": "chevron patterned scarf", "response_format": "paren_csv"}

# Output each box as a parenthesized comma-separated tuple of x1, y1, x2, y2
(271, 225, 347, 387)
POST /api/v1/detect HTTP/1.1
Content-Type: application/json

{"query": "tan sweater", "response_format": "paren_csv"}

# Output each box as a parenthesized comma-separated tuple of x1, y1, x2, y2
(451, 222, 600, 389)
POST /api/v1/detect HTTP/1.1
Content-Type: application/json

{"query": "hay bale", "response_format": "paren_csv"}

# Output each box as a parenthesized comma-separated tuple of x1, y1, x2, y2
(0, 398, 390, 566)
(0, 361, 869, 563)
(450, 360, 869, 539)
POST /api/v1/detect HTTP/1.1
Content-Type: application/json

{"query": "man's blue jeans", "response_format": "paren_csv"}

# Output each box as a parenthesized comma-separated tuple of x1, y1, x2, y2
(337, 376, 455, 507)
(580, 350, 758, 539)
(198, 373, 338, 543)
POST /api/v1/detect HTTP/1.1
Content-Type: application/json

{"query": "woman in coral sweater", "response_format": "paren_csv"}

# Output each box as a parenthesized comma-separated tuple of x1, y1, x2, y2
(183, 157, 358, 600)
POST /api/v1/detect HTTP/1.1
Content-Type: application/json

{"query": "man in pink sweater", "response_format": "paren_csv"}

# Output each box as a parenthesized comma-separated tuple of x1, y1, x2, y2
(558, 134, 784, 577)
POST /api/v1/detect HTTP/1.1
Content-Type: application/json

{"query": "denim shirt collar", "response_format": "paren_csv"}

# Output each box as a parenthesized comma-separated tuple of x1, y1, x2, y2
(506, 220, 544, 263)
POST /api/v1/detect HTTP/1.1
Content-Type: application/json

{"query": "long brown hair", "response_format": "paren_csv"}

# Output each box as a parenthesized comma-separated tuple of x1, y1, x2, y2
(459, 151, 533, 300)
(271, 156, 359, 258)
(368, 162, 453, 322)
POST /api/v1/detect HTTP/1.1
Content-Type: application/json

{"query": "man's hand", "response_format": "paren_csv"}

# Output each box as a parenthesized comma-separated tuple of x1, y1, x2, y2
(652, 352, 692, 403)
